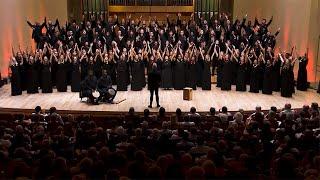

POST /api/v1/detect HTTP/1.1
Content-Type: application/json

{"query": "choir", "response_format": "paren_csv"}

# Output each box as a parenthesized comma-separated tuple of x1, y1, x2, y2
(9, 13, 309, 98)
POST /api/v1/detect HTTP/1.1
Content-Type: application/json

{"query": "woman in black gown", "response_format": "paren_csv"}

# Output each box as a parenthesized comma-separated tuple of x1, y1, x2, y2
(297, 52, 308, 91)
(138, 52, 146, 89)
(202, 54, 211, 90)
(249, 59, 260, 93)
(50, 50, 58, 87)
(272, 56, 281, 92)
(56, 55, 67, 92)
(130, 54, 143, 91)
(80, 51, 89, 81)
(161, 55, 173, 89)
(188, 56, 197, 90)
(173, 54, 185, 90)
(196, 50, 204, 87)
(71, 56, 81, 92)
(236, 55, 247, 91)
(94, 50, 103, 79)
(216, 52, 224, 88)
(116, 53, 129, 91)
(41, 56, 52, 93)
(15, 54, 27, 91)
(10, 57, 22, 96)
(280, 61, 294, 97)
(262, 60, 273, 95)
(107, 50, 117, 85)
(211, 41, 220, 77)
(26, 56, 39, 94)
(221, 54, 232, 91)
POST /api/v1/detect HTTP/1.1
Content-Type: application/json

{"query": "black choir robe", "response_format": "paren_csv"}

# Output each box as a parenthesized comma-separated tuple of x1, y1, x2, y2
(249, 64, 260, 93)
(131, 60, 143, 91)
(41, 63, 52, 93)
(262, 64, 273, 95)
(10, 65, 22, 96)
(27, 63, 39, 94)
(189, 62, 197, 90)
(297, 57, 308, 91)
(221, 60, 232, 91)
(161, 60, 173, 89)
(117, 60, 129, 91)
(173, 60, 185, 90)
(202, 60, 211, 90)
(236, 63, 247, 91)
(56, 63, 67, 92)
(71, 62, 81, 92)
(281, 66, 294, 97)
(216, 59, 223, 87)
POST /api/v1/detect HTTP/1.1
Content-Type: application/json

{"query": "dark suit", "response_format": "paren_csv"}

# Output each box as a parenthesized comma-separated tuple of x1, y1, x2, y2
(97, 75, 112, 102)
(81, 75, 97, 103)
(148, 69, 161, 106)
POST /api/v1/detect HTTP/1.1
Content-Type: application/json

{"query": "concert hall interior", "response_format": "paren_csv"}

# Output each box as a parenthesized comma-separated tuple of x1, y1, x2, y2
(0, 0, 320, 179)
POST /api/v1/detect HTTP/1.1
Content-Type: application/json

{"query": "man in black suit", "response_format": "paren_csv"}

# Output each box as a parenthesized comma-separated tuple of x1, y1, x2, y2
(148, 63, 161, 108)
(81, 70, 98, 105)
(27, 18, 46, 48)
(97, 70, 113, 103)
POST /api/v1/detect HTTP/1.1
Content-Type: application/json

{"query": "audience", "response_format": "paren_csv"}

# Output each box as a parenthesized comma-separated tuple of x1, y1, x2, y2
(0, 103, 319, 179)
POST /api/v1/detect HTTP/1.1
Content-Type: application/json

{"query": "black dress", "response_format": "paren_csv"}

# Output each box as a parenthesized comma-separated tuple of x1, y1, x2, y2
(174, 60, 185, 90)
(106, 60, 117, 85)
(249, 64, 260, 93)
(131, 60, 143, 91)
(56, 63, 67, 92)
(139, 60, 146, 88)
(216, 59, 223, 87)
(231, 60, 238, 85)
(202, 60, 211, 90)
(10, 65, 22, 96)
(196, 58, 203, 87)
(41, 64, 52, 93)
(161, 60, 173, 89)
(262, 64, 273, 95)
(272, 60, 281, 91)
(221, 60, 232, 91)
(289, 65, 295, 94)
(20, 60, 28, 91)
(71, 62, 81, 92)
(236, 63, 247, 91)
(27, 63, 39, 94)
(81, 60, 88, 81)
(281, 66, 293, 97)
(185, 61, 191, 88)
(94, 58, 103, 79)
(117, 60, 128, 91)
(51, 59, 58, 86)
(297, 57, 308, 91)
(66, 61, 73, 85)
(189, 62, 197, 90)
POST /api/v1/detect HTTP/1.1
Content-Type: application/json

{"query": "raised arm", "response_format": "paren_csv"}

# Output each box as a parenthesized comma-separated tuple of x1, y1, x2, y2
(27, 21, 35, 28)
(266, 16, 273, 27)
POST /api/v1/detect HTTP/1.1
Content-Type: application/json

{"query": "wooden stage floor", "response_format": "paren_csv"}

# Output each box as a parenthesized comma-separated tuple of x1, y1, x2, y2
(0, 84, 319, 113)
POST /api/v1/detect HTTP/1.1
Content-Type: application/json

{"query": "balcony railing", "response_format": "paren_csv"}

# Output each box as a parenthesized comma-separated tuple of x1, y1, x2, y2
(109, 0, 193, 6)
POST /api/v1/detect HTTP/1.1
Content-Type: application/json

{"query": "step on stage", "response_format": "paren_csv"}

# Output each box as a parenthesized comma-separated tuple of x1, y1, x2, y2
(0, 84, 319, 113)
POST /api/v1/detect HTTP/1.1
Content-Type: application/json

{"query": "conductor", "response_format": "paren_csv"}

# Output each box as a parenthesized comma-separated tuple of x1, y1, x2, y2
(148, 63, 161, 108)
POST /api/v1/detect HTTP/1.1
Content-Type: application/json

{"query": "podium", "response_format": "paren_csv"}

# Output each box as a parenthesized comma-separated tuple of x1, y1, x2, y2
(183, 87, 193, 100)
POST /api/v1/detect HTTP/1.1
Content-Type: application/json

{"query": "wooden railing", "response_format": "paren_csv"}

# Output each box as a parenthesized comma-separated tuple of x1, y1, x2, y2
(109, 0, 193, 6)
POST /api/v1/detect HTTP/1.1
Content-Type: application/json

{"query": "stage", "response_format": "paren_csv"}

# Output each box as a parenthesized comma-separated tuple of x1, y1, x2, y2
(0, 84, 319, 113)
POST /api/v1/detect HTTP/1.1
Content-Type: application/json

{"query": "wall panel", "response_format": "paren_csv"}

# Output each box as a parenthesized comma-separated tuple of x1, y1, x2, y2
(0, 0, 68, 77)
(233, 0, 320, 83)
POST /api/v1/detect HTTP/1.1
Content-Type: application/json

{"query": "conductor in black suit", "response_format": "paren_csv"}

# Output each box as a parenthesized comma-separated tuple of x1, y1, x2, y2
(148, 63, 161, 108)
